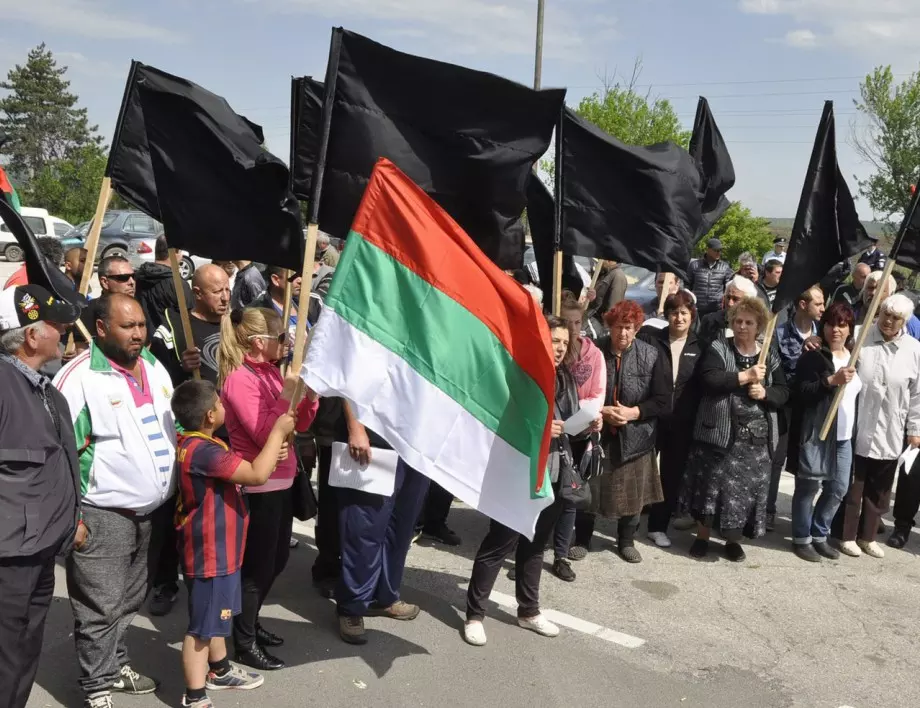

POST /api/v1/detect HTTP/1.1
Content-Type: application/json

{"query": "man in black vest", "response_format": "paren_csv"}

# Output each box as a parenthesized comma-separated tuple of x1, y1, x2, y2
(0, 284, 81, 708)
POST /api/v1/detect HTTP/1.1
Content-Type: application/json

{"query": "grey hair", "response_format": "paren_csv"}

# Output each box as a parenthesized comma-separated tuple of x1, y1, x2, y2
(0, 322, 45, 355)
(862, 271, 896, 303)
(880, 293, 915, 321)
(738, 251, 756, 267)
(725, 274, 757, 297)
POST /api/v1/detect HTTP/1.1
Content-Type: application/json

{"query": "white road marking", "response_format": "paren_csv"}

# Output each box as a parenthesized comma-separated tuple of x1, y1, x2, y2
(485, 590, 646, 649)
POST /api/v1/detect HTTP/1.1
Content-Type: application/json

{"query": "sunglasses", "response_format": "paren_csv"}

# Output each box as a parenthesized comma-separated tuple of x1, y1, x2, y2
(248, 332, 287, 344)
(105, 273, 136, 283)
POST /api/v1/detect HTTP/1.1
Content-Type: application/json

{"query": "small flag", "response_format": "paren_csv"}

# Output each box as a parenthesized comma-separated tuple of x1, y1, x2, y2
(689, 97, 735, 237)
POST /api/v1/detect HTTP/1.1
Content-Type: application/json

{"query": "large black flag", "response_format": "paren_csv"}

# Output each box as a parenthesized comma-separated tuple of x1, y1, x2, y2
(891, 185, 920, 271)
(299, 29, 565, 270)
(107, 62, 303, 270)
(526, 176, 581, 305)
(290, 76, 324, 201)
(560, 108, 702, 283)
(690, 97, 735, 237)
(774, 101, 870, 313)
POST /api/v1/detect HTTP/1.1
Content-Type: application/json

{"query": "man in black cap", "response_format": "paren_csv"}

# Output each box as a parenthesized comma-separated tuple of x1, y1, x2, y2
(687, 237, 734, 316)
(858, 235, 887, 271)
(0, 284, 81, 708)
(762, 237, 787, 266)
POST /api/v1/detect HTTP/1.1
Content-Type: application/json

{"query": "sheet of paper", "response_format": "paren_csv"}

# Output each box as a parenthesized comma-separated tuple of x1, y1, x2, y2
(563, 399, 602, 436)
(897, 446, 919, 476)
(644, 317, 668, 330)
(329, 442, 399, 497)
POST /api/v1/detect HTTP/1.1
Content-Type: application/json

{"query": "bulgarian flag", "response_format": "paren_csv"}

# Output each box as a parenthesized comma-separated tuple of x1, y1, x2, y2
(302, 158, 556, 538)
(0, 166, 21, 213)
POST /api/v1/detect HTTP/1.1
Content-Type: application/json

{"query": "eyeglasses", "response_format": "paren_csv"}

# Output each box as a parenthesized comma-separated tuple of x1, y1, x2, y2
(248, 332, 287, 344)
(105, 273, 136, 283)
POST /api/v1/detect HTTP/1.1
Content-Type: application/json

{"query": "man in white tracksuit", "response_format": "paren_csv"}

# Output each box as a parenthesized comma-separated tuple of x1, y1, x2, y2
(54, 294, 177, 708)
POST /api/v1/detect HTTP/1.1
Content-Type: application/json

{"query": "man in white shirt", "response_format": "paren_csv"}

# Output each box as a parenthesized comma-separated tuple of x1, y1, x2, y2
(762, 237, 787, 266)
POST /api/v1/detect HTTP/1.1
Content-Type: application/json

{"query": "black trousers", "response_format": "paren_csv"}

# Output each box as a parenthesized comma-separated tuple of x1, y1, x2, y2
(419, 482, 454, 531)
(767, 407, 790, 515)
(234, 489, 293, 650)
(894, 454, 920, 532)
(648, 420, 692, 534)
(0, 550, 56, 708)
(466, 491, 563, 622)
(152, 494, 179, 591)
(311, 445, 341, 583)
(574, 511, 639, 548)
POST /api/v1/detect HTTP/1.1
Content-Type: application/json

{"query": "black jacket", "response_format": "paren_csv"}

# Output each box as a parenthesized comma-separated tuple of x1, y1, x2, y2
(136, 262, 193, 336)
(0, 360, 80, 558)
(687, 257, 733, 314)
(858, 248, 886, 272)
(639, 326, 703, 425)
(698, 309, 728, 349)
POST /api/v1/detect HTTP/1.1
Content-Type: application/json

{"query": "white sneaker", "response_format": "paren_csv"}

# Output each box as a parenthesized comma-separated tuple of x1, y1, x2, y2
(837, 540, 862, 557)
(857, 540, 885, 558)
(517, 614, 560, 638)
(463, 620, 487, 646)
(84, 693, 114, 708)
(647, 531, 672, 548)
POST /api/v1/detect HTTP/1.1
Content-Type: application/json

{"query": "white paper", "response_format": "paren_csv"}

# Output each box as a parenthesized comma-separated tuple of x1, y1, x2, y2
(329, 442, 399, 496)
(644, 317, 668, 330)
(563, 399, 602, 436)
(897, 446, 919, 476)
(724, 327, 735, 339)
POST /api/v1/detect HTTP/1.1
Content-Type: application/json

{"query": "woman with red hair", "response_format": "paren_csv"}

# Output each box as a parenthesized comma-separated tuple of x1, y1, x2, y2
(570, 300, 671, 564)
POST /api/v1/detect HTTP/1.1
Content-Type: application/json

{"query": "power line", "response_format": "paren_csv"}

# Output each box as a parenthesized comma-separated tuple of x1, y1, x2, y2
(565, 72, 910, 89)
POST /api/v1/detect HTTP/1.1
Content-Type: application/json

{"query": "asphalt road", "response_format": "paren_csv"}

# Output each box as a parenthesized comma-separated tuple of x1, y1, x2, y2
(4, 262, 917, 708)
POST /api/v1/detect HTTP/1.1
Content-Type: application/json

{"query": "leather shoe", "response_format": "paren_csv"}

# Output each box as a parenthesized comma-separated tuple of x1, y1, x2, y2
(256, 623, 284, 647)
(236, 645, 285, 671)
(887, 529, 909, 549)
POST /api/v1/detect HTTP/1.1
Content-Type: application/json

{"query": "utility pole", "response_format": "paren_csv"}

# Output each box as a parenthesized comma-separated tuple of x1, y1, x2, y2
(534, 0, 544, 90)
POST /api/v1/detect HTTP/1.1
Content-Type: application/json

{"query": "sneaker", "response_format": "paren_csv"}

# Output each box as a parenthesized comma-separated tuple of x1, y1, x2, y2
(812, 541, 840, 560)
(149, 583, 178, 617)
(206, 663, 264, 691)
(85, 693, 114, 708)
(421, 524, 462, 546)
(113, 664, 158, 695)
(517, 614, 560, 638)
(689, 538, 710, 558)
(647, 531, 672, 548)
(724, 542, 746, 563)
(857, 540, 885, 558)
(837, 540, 862, 557)
(463, 620, 487, 646)
(182, 695, 214, 707)
(551, 558, 576, 582)
(887, 529, 910, 549)
(765, 513, 776, 533)
(792, 543, 821, 563)
(672, 515, 696, 531)
(339, 616, 367, 645)
(367, 600, 420, 620)
(618, 544, 642, 563)
(567, 545, 588, 561)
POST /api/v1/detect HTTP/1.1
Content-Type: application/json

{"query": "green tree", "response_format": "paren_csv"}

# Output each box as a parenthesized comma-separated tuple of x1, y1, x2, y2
(27, 144, 107, 224)
(851, 66, 920, 221)
(696, 201, 773, 268)
(0, 43, 103, 179)
(573, 87, 690, 148)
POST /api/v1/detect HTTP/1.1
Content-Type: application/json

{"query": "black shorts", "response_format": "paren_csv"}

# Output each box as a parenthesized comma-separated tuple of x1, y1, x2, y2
(184, 571, 241, 639)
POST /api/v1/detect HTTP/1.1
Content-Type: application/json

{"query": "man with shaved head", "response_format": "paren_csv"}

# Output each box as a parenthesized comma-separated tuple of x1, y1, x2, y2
(833, 262, 871, 308)
(54, 294, 177, 705)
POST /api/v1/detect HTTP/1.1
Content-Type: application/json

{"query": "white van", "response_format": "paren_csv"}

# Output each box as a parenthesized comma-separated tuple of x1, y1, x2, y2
(0, 207, 75, 261)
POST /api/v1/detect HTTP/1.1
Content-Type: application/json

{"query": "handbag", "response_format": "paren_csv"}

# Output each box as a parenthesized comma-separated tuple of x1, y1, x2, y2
(579, 432, 605, 481)
(291, 455, 318, 522)
(560, 441, 594, 510)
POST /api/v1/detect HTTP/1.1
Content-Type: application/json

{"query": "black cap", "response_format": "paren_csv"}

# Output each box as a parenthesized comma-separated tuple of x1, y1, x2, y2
(773, 237, 787, 245)
(0, 284, 80, 332)
(707, 238, 722, 250)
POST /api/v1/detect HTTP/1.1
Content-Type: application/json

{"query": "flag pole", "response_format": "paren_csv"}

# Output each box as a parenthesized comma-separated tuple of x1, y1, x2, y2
(289, 27, 343, 390)
(819, 183, 920, 440)
(756, 312, 778, 369)
(552, 103, 564, 316)
(65, 177, 112, 355)
(657, 272, 673, 316)
(588, 259, 602, 290)
(168, 248, 200, 380)
(280, 274, 294, 376)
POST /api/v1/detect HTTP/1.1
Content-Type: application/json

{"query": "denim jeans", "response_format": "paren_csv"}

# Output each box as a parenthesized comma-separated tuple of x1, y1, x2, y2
(791, 440, 853, 544)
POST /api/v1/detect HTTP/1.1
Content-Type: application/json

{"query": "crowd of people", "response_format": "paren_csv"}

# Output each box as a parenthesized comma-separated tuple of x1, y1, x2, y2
(1, 227, 918, 708)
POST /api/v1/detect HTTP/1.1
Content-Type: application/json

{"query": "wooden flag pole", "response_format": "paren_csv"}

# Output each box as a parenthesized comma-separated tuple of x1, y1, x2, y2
(552, 250, 563, 315)
(819, 258, 896, 440)
(65, 177, 112, 354)
(757, 312, 779, 369)
(657, 273, 673, 316)
(168, 248, 200, 380)
(280, 271, 294, 376)
(588, 259, 603, 291)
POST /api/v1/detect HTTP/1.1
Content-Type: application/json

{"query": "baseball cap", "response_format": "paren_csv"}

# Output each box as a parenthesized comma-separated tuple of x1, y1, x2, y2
(707, 238, 723, 250)
(0, 284, 80, 332)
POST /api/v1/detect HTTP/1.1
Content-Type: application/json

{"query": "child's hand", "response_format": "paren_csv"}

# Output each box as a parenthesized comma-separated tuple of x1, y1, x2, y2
(274, 412, 297, 437)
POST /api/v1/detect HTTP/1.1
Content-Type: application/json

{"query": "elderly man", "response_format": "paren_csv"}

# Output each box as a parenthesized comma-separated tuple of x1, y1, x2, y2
(697, 275, 759, 347)
(687, 238, 734, 316)
(54, 294, 177, 708)
(833, 263, 871, 308)
(0, 284, 80, 708)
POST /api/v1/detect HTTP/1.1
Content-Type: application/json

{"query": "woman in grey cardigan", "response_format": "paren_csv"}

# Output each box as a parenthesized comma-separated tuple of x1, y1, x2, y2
(681, 297, 790, 562)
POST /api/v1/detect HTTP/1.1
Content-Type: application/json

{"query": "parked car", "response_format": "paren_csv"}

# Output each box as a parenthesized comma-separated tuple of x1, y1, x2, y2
(0, 207, 75, 261)
(81, 210, 164, 263)
(128, 233, 204, 281)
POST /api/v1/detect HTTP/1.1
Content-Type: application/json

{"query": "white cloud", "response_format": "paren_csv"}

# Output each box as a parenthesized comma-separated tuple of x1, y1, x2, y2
(0, 0, 181, 43)
(739, 0, 920, 58)
(251, 0, 615, 60)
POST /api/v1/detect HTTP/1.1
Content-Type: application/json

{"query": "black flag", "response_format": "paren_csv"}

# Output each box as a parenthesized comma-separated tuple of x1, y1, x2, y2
(560, 108, 702, 283)
(303, 29, 565, 270)
(290, 76, 324, 200)
(107, 62, 304, 270)
(890, 185, 920, 271)
(690, 97, 735, 237)
(526, 176, 581, 305)
(774, 101, 870, 313)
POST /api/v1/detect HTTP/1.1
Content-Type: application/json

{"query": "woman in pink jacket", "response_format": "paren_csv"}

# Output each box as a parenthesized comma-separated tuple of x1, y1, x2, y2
(218, 307, 318, 671)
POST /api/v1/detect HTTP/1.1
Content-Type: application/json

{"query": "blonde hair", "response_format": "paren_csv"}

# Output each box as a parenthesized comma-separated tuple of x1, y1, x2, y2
(862, 271, 896, 304)
(727, 296, 770, 335)
(217, 307, 282, 389)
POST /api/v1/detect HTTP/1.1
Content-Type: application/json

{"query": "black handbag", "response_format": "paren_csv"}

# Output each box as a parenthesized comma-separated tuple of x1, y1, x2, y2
(291, 456, 318, 522)
(560, 443, 592, 510)
(579, 432, 605, 481)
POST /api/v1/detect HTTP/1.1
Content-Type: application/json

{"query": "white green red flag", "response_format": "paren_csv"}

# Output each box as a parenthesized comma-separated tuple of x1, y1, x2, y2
(301, 158, 556, 538)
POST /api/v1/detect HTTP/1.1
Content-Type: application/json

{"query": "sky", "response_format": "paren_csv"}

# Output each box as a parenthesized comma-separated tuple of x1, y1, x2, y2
(1, 0, 919, 220)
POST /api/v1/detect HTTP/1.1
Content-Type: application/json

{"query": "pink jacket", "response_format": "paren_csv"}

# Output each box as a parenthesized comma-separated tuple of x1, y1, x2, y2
(221, 357, 318, 493)
(571, 337, 606, 406)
